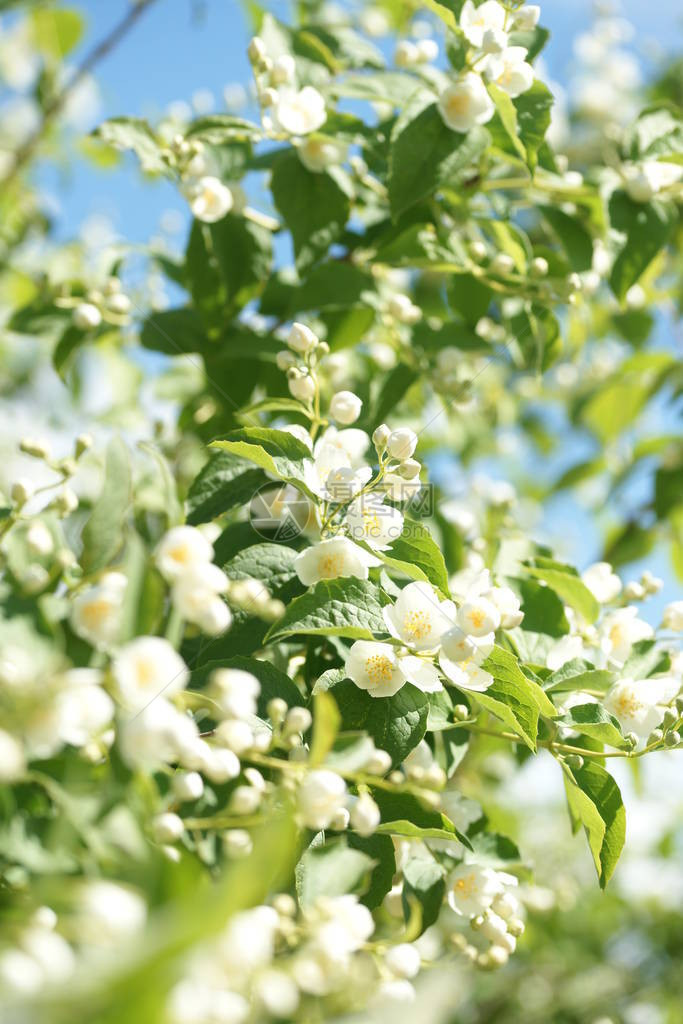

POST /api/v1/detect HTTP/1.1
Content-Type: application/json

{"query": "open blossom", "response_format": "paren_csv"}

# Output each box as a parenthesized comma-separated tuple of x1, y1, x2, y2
(324, 464, 372, 503)
(70, 571, 127, 649)
(457, 595, 501, 637)
(603, 676, 680, 739)
(119, 698, 200, 769)
(383, 582, 455, 651)
(439, 621, 494, 688)
(298, 769, 347, 829)
(662, 601, 683, 632)
(271, 86, 326, 135)
(447, 862, 517, 917)
(294, 537, 380, 586)
(186, 176, 233, 222)
(438, 73, 495, 133)
(112, 636, 189, 711)
(582, 561, 622, 604)
(344, 494, 404, 551)
(345, 640, 442, 697)
(210, 668, 260, 719)
(171, 562, 232, 635)
(598, 606, 653, 666)
(486, 46, 534, 97)
(621, 160, 682, 202)
(514, 4, 541, 30)
(460, 0, 505, 47)
(155, 525, 214, 582)
(297, 135, 347, 173)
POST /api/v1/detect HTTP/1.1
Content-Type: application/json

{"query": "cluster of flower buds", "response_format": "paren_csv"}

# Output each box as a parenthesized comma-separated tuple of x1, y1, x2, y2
(277, 322, 329, 404)
(225, 576, 285, 622)
(161, 133, 235, 223)
(58, 277, 132, 332)
(247, 36, 327, 138)
(155, 525, 232, 635)
(394, 37, 439, 69)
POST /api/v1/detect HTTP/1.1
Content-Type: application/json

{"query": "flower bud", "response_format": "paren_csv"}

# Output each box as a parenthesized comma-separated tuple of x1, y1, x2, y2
(507, 916, 525, 938)
(490, 253, 515, 276)
(267, 698, 288, 723)
(647, 728, 664, 746)
(54, 486, 78, 515)
(152, 812, 184, 843)
(661, 707, 679, 730)
(59, 457, 78, 477)
(664, 730, 680, 748)
(565, 753, 584, 771)
(230, 785, 261, 815)
(26, 522, 54, 556)
(289, 374, 316, 402)
(387, 427, 418, 461)
(530, 256, 548, 277)
(248, 35, 268, 65)
(350, 792, 380, 837)
(287, 322, 318, 354)
(222, 829, 253, 858)
(259, 86, 279, 108)
(398, 458, 420, 480)
(172, 771, 204, 802)
(73, 302, 102, 331)
(11, 478, 34, 505)
(372, 423, 391, 450)
(20, 438, 51, 459)
(385, 943, 420, 979)
(284, 706, 312, 735)
(365, 748, 392, 775)
(216, 718, 254, 754)
(329, 390, 362, 426)
(453, 704, 470, 721)
(271, 54, 296, 85)
(469, 240, 487, 262)
(75, 434, 93, 457)
(276, 350, 297, 371)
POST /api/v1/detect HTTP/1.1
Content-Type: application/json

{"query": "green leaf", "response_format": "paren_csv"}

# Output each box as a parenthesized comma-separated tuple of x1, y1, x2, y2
(382, 521, 451, 598)
(581, 351, 673, 443)
(80, 437, 132, 574)
(388, 101, 489, 217)
(448, 273, 493, 325)
(309, 691, 341, 767)
(525, 559, 600, 624)
(371, 788, 470, 846)
(140, 307, 207, 355)
(347, 833, 396, 909)
(474, 645, 556, 750)
(93, 117, 166, 174)
(186, 215, 273, 325)
(271, 150, 350, 270)
(265, 578, 387, 643)
(488, 83, 526, 161)
(514, 80, 553, 170)
(223, 542, 301, 594)
(543, 660, 615, 694)
(559, 703, 629, 750)
(53, 325, 88, 379)
(563, 761, 626, 888)
(187, 451, 267, 525)
(513, 577, 569, 637)
(608, 191, 677, 301)
(328, 679, 429, 766)
(540, 206, 594, 271)
(402, 856, 445, 932)
(373, 363, 418, 425)
(31, 8, 83, 57)
(210, 427, 316, 499)
(296, 838, 376, 907)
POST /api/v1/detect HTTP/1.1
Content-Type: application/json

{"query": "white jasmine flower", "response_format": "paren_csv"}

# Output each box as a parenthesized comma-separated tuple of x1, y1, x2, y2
(460, 1, 505, 47)
(297, 135, 347, 173)
(312, 894, 374, 953)
(385, 942, 421, 979)
(73, 302, 102, 331)
(350, 792, 380, 836)
(440, 625, 494, 663)
(255, 970, 300, 1017)
(487, 585, 524, 628)
(53, 669, 114, 748)
(346, 641, 406, 698)
(457, 596, 501, 637)
(438, 73, 495, 132)
(582, 561, 622, 604)
(388, 294, 421, 324)
(271, 86, 326, 135)
(70, 571, 127, 649)
(387, 427, 418, 461)
(604, 676, 680, 739)
(155, 525, 214, 582)
(112, 637, 189, 711)
(345, 494, 404, 550)
(395, 40, 419, 68)
(383, 581, 455, 651)
(622, 160, 682, 202)
(546, 634, 585, 671)
(447, 863, 516, 917)
(19, 927, 75, 983)
(486, 46, 534, 97)
(289, 374, 316, 402)
(288, 321, 318, 353)
(294, 537, 380, 586)
(119, 698, 199, 769)
(329, 390, 362, 425)
(0, 729, 25, 781)
(323, 464, 372, 503)
(271, 53, 296, 85)
(416, 39, 439, 63)
(76, 881, 146, 942)
(187, 176, 233, 222)
(319, 426, 371, 466)
(599, 607, 653, 667)
(381, 473, 421, 504)
(440, 654, 493, 692)
(26, 522, 54, 556)
(210, 668, 260, 719)
(662, 601, 683, 632)
(514, 4, 540, 30)
(298, 769, 347, 829)
(172, 563, 232, 635)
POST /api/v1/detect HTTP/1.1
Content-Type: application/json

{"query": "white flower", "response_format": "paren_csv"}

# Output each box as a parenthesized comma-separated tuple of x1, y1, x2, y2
(187, 176, 233, 222)
(152, 811, 184, 843)
(289, 374, 316, 402)
(514, 5, 541, 30)
(662, 601, 683, 632)
(604, 676, 680, 739)
(76, 881, 146, 943)
(73, 302, 102, 330)
(19, 927, 75, 983)
(395, 40, 419, 68)
(319, 426, 371, 466)
(457, 596, 501, 637)
(487, 585, 524, 628)
(440, 652, 493, 692)
(460, 1, 505, 47)
(298, 769, 347, 829)
(173, 771, 204, 802)
(0, 729, 25, 781)
(447, 863, 516, 917)
(622, 160, 682, 202)
(440, 625, 494, 663)
(582, 562, 622, 604)
(385, 943, 421, 979)
(599, 606, 653, 666)
(381, 473, 421, 504)
(112, 637, 189, 711)
(345, 641, 406, 698)
(271, 86, 326, 135)
(210, 668, 260, 719)
(26, 522, 54, 556)
(155, 525, 214, 582)
(383, 581, 455, 651)
(53, 669, 114, 747)
(288, 321, 318, 353)
(311, 894, 374, 953)
(546, 634, 585, 671)
(172, 563, 232, 635)
(438, 73, 495, 133)
(271, 53, 297, 85)
(255, 970, 300, 1017)
(486, 46, 534, 97)
(387, 427, 418, 461)
(168, 979, 249, 1024)
(294, 537, 380, 586)
(388, 294, 421, 324)
(323, 464, 372, 503)
(330, 390, 362, 425)
(70, 571, 127, 649)
(344, 494, 403, 551)
(350, 792, 380, 836)
(297, 135, 347, 173)
(119, 698, 199, 769)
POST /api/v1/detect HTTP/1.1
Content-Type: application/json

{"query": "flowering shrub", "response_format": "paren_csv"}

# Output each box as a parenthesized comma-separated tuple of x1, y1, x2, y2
(0, 1, 682, 1022)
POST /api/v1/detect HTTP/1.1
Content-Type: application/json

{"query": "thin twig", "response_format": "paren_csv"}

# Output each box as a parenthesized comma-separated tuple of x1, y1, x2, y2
(1, 0, 159, 189)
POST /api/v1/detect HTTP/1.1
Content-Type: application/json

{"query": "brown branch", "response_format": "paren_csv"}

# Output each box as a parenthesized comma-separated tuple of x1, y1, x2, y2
(0, 0, 159, 189)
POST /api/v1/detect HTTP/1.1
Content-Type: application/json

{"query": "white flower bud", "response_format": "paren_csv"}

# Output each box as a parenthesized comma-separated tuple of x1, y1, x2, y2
(26, 522, 54, 556)
(470, 240, 487, 262)
(385, 942, 421, 979)
(0, 729, 25, 782)
(75, 433, 93, 457)
(387, 293, 421, 324)
(229, 785, 261, 815)
(365, 748, 392, 775)
(350, 792, 380, 837)
(248, 36, 268, 65)
(172, 771, 204, 802)
(329, 806, 350, 830)
(55, 486, 78, 515)
(398, 458, 421, 480)
(204, 747, 241, 783)
(662, 601, 683, 632)
(73, 302, 102, 330)
(531, 256, 548, 276)
(259, 86, 279, 108)
(216, 719, 254, 754)
(287, 322, 318, 353)
(372, 423, 391, 449)
(395, 40, 419, 68)
(416, 38, 438, 63)
(271, 54, 296, 85)
(298, 769, 347, 830)
(106, 292, 131, 316)
(490, 253, 515, 276)
(267, 697, 288, 723)
(330, 390, 362, 425)
(152, 812, 184, 843)
(223, 829, 253, 858)
(289, 374, 316, 402)
(284, 706, 312, 734)
(20, 437, 51, 459)
(387, 427, 418, 461)
(276, 350, 297, 371)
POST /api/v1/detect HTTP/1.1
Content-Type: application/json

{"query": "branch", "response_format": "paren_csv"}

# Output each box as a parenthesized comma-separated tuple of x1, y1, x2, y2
(0, 0, 159, 189)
